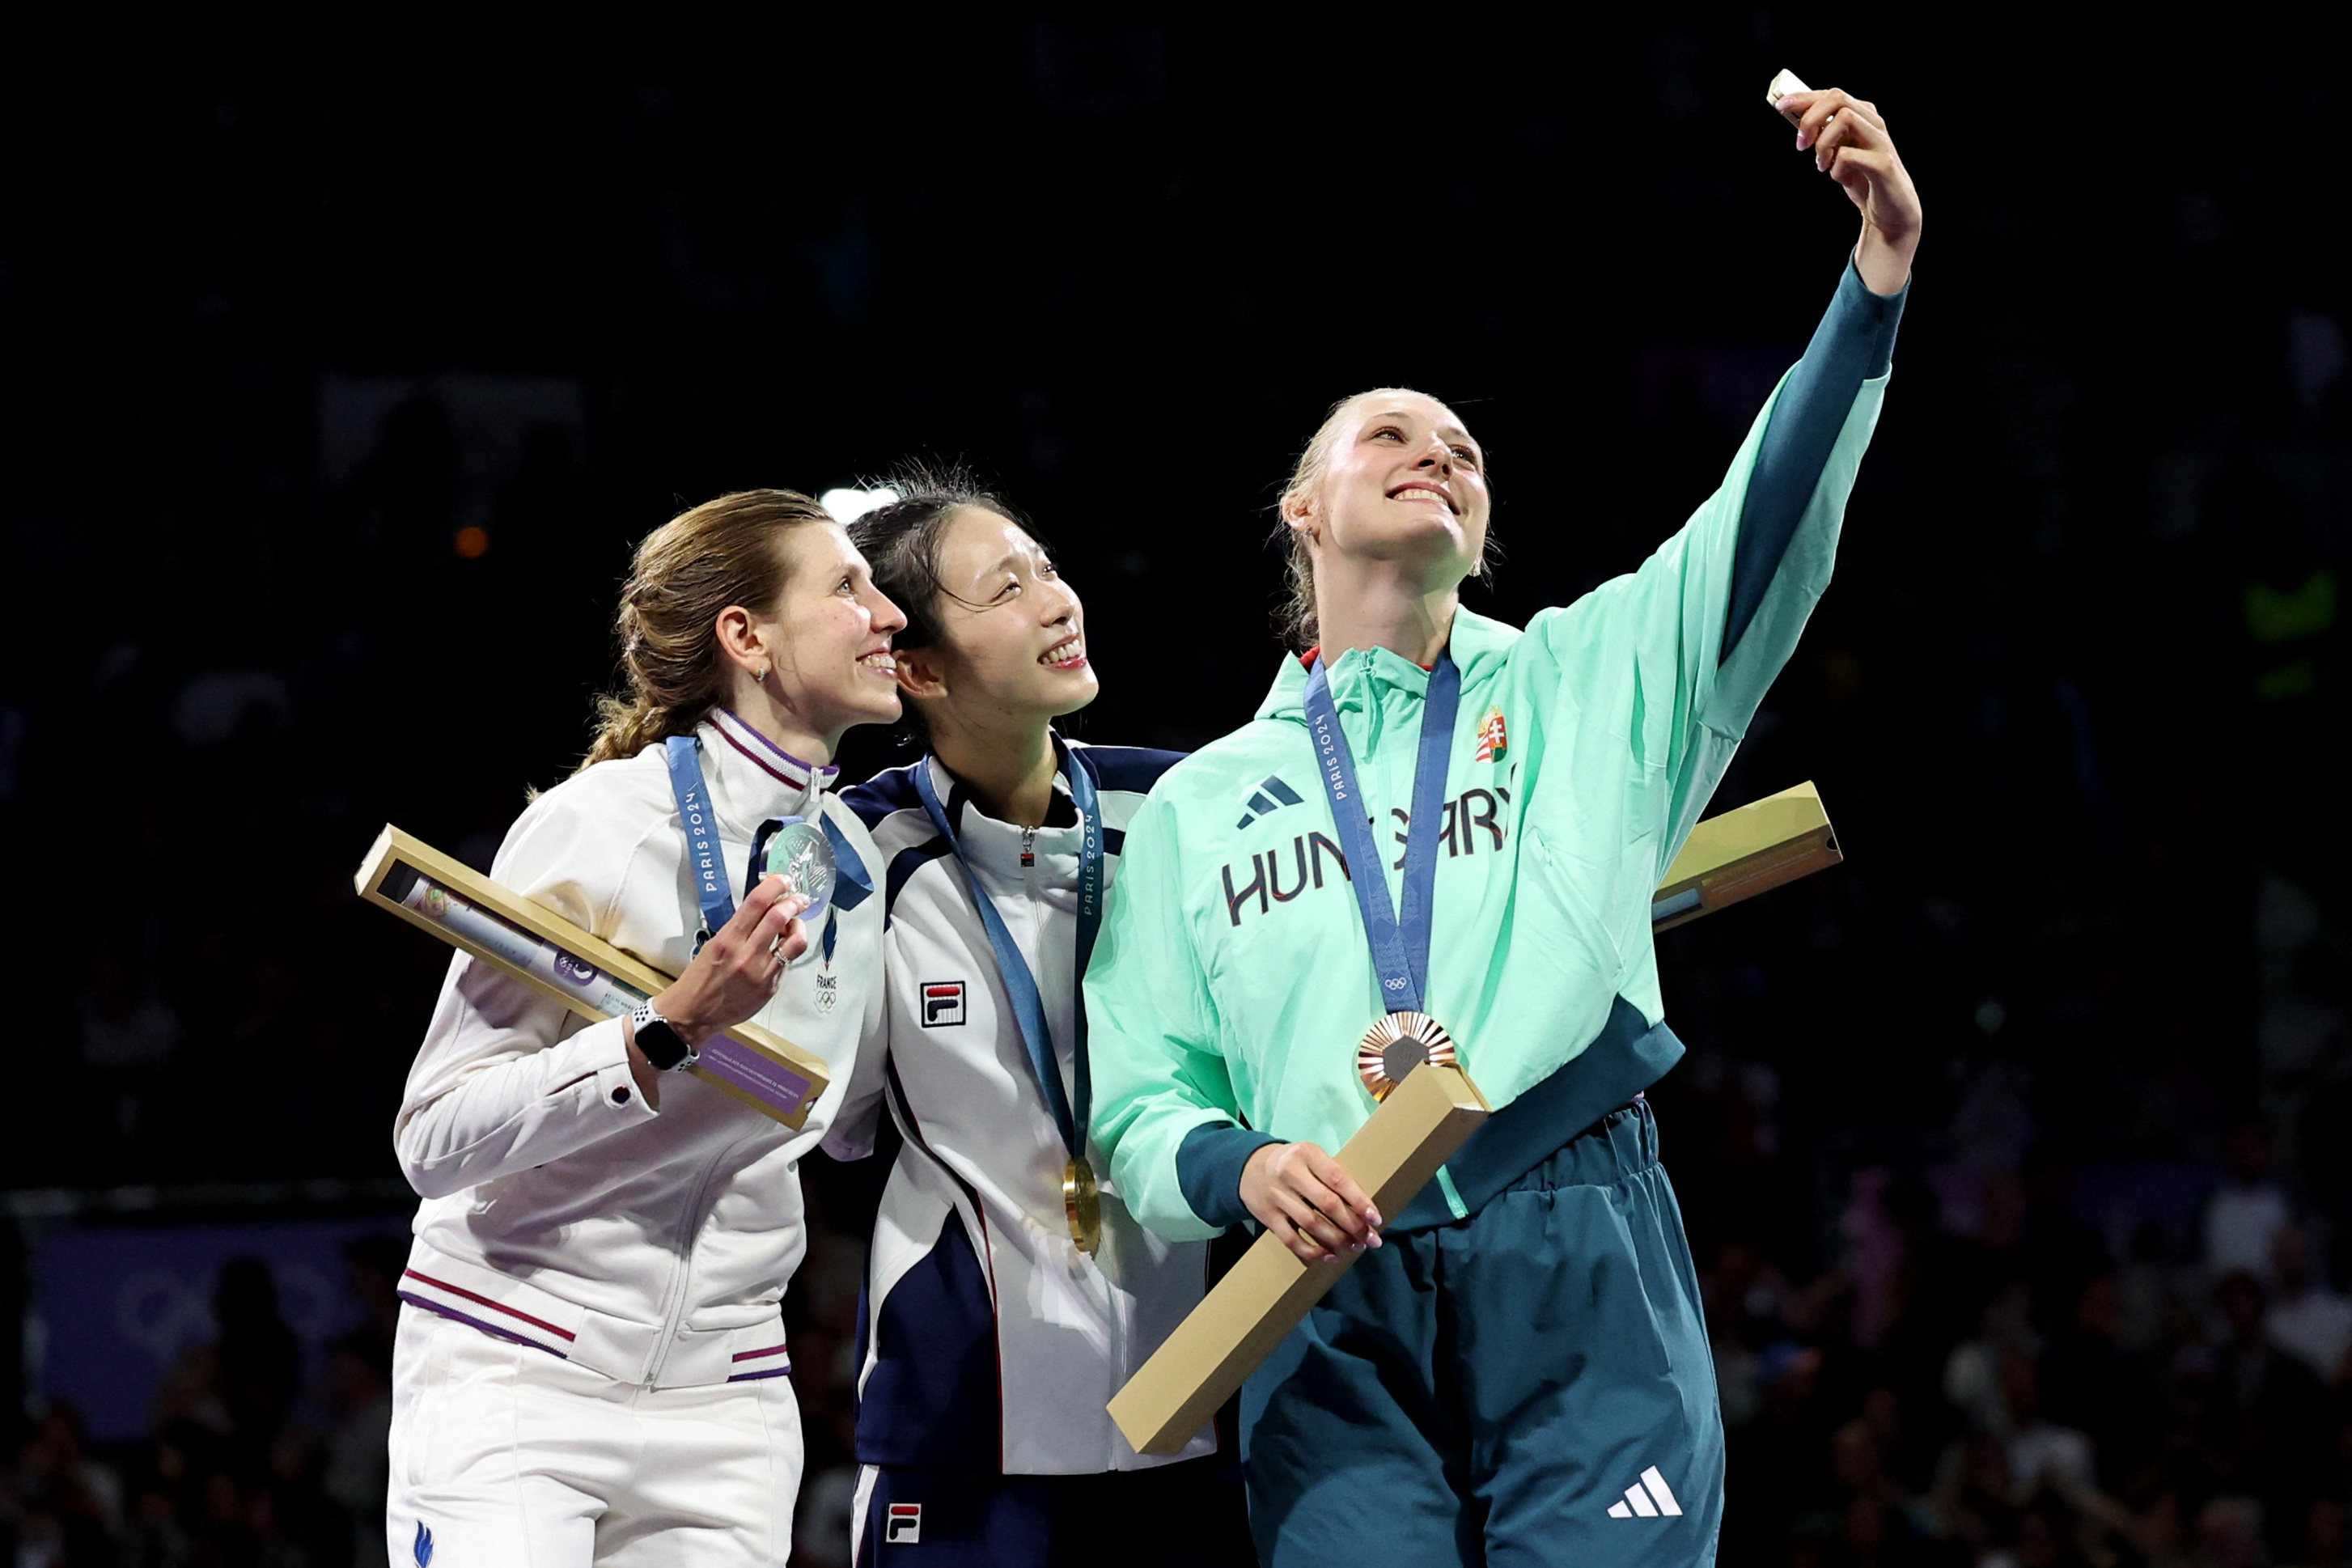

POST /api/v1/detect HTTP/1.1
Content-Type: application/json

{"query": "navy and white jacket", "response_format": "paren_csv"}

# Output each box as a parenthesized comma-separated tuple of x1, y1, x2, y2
(827, 742, 1214, 1474)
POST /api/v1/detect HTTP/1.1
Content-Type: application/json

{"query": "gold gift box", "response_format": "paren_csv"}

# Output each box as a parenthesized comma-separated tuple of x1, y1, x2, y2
(355, 825, 828, 1128)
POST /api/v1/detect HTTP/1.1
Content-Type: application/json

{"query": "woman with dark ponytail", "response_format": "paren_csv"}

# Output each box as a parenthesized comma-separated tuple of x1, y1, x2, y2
(824, 469, 1252, 1566)
(387, 489, 906, 1566)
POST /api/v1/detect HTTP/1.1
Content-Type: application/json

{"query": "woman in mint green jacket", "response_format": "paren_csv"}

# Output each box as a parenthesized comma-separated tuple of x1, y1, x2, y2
(1084, 83, 1922, 1566)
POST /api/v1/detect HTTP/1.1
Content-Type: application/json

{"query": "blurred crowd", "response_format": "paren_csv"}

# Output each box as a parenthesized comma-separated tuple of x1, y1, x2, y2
(15, 1113, 2352, 1566)
(0, 1208, 881, 1566)
(1688, 1112, 2352, 1566)
(2, 1245, 402, 1568)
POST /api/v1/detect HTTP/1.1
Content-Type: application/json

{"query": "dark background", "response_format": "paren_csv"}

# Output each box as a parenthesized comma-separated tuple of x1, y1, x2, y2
(5, 6, 2347, 1566)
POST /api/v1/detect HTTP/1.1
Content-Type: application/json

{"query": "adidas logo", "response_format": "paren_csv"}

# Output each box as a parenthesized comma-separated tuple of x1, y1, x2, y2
(1605, 1466, 1684, 1519)
(1234, 773, 1304, 831)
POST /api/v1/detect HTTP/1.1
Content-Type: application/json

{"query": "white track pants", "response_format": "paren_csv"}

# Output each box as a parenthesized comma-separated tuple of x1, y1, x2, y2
(386, 1305, 802, 1567)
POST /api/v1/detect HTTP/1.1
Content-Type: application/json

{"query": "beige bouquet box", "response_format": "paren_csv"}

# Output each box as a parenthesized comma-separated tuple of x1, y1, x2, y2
(1651, 781, 1841, 931)
(355, 825, 828, 1128)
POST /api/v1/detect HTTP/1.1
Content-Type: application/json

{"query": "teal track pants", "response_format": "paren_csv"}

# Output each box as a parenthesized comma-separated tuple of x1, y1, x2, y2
(1240, 1099, 1723, 1567)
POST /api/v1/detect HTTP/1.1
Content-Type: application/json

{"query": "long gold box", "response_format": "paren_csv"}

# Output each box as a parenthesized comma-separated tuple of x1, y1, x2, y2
(1651, 780, 1841, 930)
(1108, 1063, 1490, 1456)
(354, 824, 828, 1128)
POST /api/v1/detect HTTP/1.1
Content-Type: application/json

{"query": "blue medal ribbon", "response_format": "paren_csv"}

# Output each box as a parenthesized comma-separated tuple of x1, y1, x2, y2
(663, 736, 734, 950)
(665, 734, 870, 959)
(1300, 650, 1461, 1016)
(912, 742, 1104, 1163)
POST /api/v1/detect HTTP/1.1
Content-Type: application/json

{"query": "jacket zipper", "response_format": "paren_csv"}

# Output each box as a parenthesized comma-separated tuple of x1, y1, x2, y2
(643, 1136, 742, 1384)
(1020, 827, 1036, 868)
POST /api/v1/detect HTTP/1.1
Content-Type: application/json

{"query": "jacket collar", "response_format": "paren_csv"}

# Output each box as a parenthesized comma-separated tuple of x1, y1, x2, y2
(695, 708, 837, 836)
(923, 745, 1082, 879)
(1252, 606, 1516, 724)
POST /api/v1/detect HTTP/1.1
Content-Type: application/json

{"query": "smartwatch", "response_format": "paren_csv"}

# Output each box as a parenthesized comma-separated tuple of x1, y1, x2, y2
(629, 1000, 701, 1072)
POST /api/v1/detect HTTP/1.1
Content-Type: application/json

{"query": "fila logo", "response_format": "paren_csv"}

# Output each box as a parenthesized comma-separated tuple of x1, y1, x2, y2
(1606, 1465, 1685, 1519)
(921, 981, 966, 1028)
(886, 1502, 922, 1544)
(1234, 773, 1306, 831)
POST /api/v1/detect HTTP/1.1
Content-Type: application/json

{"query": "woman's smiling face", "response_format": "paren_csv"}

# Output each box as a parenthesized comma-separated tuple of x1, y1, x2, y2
(761, 521, 907, 738)
(905, 506, 1098, 724)
(1292, 392, 1490, 587)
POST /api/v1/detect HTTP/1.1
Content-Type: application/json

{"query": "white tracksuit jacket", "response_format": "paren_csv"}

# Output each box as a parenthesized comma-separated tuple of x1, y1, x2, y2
(826, 744, 1214, 1474)
(393, 707, 885, 1388)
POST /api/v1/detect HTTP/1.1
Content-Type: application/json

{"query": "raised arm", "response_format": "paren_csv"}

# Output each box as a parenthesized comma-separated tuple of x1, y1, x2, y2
(1782, 85, 1922, 296)
(1726, 85, 1919, 660)
(1531, 83, 1922, 867)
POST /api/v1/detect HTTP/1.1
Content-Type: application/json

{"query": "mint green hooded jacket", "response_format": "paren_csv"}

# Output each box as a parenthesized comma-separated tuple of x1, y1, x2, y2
(1087, 263, 1904, 1240)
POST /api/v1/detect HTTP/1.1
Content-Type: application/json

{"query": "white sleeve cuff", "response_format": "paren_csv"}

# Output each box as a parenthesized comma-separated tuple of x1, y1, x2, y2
(554, 1015, 663, 1121)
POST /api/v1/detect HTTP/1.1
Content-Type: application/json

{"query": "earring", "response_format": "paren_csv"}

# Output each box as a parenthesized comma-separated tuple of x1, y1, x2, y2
(755, 667, 768, 683)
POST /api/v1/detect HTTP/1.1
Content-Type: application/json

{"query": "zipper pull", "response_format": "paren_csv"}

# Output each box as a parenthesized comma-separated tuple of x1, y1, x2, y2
(1020, 828, 1036, 868)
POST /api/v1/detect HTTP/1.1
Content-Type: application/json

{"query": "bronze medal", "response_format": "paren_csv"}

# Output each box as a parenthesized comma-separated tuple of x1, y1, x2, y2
(1356, 1011, 1458, 1102)
(1063, 1155, 1102, 1254)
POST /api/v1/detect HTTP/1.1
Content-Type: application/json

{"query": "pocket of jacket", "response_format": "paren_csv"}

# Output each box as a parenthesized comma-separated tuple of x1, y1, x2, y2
(1515, 825, 1629, 983)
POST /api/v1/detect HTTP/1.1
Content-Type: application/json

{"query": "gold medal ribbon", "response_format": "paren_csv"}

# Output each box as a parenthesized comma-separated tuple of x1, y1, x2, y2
(913, 748, 1107, 1255)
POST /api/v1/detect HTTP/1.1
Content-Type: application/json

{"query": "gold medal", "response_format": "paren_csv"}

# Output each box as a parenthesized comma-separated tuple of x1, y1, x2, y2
(1357, 1011, 1457, 1101)
(1063, 1155, 1102, 1254)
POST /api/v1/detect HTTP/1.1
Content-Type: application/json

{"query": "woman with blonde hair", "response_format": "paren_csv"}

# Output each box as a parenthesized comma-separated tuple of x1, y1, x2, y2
(1087, 85, 1921, 1564)
(385, 489, 905, 1566)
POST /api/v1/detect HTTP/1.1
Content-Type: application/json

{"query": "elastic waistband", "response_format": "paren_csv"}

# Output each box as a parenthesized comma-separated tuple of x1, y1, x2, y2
(1389, 994, 1683, 1233)
(399, 1242, 790, 1388)
(1505, 1095, 1659, 1194)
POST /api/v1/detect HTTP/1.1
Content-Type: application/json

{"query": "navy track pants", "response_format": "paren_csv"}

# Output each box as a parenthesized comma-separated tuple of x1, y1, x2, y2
(1240, 1099, 1723, 1566)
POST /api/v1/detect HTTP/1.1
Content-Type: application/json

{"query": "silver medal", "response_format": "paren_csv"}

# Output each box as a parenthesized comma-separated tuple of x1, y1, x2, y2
(761, 817, 839, 923)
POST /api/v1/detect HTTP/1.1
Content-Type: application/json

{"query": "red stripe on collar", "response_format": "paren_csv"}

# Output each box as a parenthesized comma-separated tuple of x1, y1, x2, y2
(714, 723, 805, 788)
(710, 709, 837, 791)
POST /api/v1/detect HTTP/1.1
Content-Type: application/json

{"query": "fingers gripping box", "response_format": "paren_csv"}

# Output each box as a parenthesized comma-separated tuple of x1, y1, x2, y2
(354, 824, 828, 1127)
